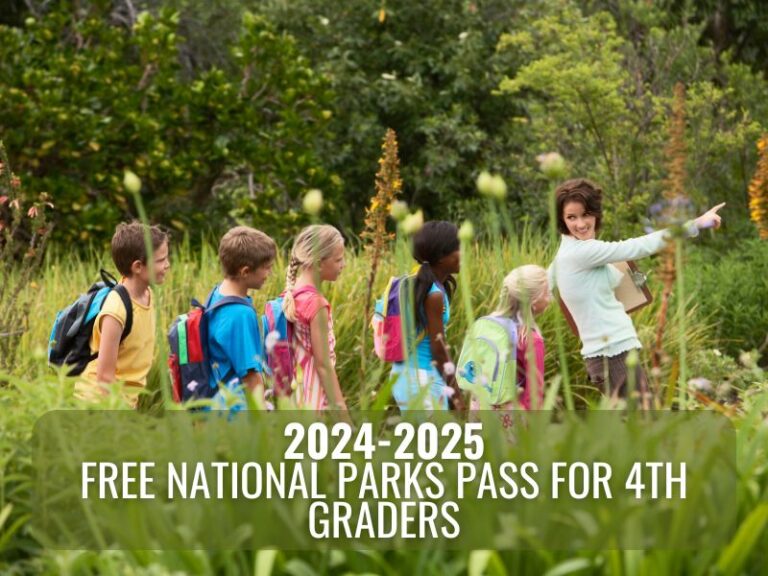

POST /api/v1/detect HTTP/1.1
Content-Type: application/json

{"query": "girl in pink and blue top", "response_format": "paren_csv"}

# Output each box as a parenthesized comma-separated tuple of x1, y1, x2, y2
(282, 225, 349, 413)
(392, 221, 466, 413)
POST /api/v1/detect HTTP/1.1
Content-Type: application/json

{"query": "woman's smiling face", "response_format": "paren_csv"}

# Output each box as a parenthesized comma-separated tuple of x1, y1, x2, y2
(562, 201, 597, 240)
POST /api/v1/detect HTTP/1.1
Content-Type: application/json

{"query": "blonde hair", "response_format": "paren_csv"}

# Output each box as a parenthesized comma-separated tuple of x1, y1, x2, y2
(218, 226, 277, 278)
(493, 264, 548, 344)
(283, 225, 345, 321)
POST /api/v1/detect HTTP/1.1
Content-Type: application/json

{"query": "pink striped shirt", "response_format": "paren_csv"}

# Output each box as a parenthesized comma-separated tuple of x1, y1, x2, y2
(292, 285, 336, 411)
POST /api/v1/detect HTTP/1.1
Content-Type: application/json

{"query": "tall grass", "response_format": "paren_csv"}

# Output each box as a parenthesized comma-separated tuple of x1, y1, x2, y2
(7, 229, 710, 408)
(1, 231, 767, 574)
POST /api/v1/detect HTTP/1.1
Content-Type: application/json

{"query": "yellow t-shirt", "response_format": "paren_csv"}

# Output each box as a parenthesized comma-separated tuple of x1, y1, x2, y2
(76, 286, 156, 403)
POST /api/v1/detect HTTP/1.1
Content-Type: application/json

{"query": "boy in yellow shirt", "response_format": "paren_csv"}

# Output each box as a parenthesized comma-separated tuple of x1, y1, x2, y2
(76, 222, 170, 406)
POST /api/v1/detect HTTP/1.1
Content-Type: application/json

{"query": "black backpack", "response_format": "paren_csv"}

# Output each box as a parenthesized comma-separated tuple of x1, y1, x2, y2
(48, 269, 133, 376)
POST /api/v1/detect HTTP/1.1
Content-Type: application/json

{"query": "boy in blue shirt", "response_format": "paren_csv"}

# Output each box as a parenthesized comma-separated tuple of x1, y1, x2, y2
(207, 226, 277, 409)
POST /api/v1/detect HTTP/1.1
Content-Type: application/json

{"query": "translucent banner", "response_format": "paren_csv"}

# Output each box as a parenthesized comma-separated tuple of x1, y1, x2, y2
(31, 410, 737, 550)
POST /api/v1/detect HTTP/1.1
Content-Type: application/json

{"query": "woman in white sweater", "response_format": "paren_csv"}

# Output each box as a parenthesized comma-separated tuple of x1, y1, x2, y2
(548, 178, 724, 402)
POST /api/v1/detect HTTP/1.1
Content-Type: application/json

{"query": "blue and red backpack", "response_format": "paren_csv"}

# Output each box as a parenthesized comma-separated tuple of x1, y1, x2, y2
(167, 290, 252, 403)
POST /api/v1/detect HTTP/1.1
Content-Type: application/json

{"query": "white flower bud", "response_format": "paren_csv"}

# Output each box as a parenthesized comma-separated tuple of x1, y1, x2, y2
(625, 349, 639, 369)
(401, 209, 424, 236)
(536, 152, 567, 180)
(389, 200, 409, 222)
(123, 170, 141, 194)
(302, 189, 323, 215)
(476, 170, 507, 200)
(458, 220, 474, 242)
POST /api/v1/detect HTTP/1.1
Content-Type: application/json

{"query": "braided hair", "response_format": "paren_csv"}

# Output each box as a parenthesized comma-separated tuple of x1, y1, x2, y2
(282, 225, 344, 321)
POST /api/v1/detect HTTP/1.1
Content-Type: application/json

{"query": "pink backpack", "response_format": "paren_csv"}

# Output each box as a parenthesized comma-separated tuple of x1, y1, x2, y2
(263, 286, 314, 396)
(372, 275, 423, 362)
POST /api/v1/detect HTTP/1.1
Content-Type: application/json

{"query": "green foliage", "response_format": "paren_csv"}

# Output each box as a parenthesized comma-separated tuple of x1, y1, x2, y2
(496, 0, 767, 238)
(0, 142, 53, 371)
(258, 0, 534, 227)
(687, 348, 764, 403)
(2, 1, 768, 573)
(0, 5, 339, 244)
(1, 234, 768, 572)
(687, 237, 768, 361)
(663, 0, 768, 75)
(3, 0, 768, 247)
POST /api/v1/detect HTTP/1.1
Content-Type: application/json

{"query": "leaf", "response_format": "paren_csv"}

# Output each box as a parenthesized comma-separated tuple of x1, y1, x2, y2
(468, 550, 492, 576)
(543, 374, 561, 410)
(543, 558, 593, 576)
(0, 503, 12, 531)
(254, 548, 278, 576)
(283, 558, 319, 576)
(716, 502, 768, 576)
(468, 550, 507, 576)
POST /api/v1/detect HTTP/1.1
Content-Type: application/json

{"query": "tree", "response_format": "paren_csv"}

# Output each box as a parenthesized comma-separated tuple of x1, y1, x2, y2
(0, 4, 340, 244)
(496, 0, 767, 236)
(259, 0, 531, 227)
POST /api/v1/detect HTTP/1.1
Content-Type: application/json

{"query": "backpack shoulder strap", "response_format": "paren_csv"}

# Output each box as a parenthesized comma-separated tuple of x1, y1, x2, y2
(290, 284, 317, 299)
(112, 284, 133, 342)
(99, 268, 120, 287)
(256, 306, 266, 351)
(396, 275, 427, 344)
(207, 295, 252, 312)
(484, 315, 518, 345)
(204, 285, 219, 308)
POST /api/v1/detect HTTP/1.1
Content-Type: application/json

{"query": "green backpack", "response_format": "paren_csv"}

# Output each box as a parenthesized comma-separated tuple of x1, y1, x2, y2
(456, 316, 520, 405)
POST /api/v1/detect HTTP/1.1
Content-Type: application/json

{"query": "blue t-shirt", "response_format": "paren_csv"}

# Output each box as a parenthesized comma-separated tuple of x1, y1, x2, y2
(415, 282, 450, 370)
(206, 285, 264, 391)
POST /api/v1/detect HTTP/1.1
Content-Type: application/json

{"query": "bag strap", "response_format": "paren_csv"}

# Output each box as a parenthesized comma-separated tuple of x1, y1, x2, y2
(198, 292, 253, 388)
(484, 315, 518, 345)
(397, 275, 427, 344)
(208, 295, 252, 312)
(100, 269, 133, 342)
(112, 285, 133, 342)
(290, 284, 318, 299)
(99, 268, 119, 287)
(256, 305, 266, 364)
(200, 285, 252, 313)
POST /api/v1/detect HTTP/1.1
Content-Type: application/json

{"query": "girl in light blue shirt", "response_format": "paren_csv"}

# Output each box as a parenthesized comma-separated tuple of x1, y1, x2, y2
(391, 221, 465, 412)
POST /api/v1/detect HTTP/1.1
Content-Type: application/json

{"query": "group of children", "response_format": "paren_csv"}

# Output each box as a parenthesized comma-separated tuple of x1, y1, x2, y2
(72, 218, 551, 413)
(70, 175, 726, 413)
(73, 222, 350, 411)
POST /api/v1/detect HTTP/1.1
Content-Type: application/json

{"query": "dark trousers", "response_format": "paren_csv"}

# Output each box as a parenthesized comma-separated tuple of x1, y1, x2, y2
(585, 350, 649, 406)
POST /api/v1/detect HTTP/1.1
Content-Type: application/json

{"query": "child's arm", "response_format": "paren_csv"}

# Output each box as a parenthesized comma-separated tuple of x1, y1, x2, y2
(520, 333, 546, 410)
(309, 308, 348, 412)
(95, 316, 123, 385)
(425, 292, 466, 413)
(242, 371, 266, 405)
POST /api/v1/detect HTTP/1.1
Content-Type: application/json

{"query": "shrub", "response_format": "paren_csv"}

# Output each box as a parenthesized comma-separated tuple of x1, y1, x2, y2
(687, 238, 768, 362)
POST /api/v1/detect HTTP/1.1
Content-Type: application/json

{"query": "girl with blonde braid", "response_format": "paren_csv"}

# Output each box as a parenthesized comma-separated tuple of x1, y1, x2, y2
(283, 225, 349, 412)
